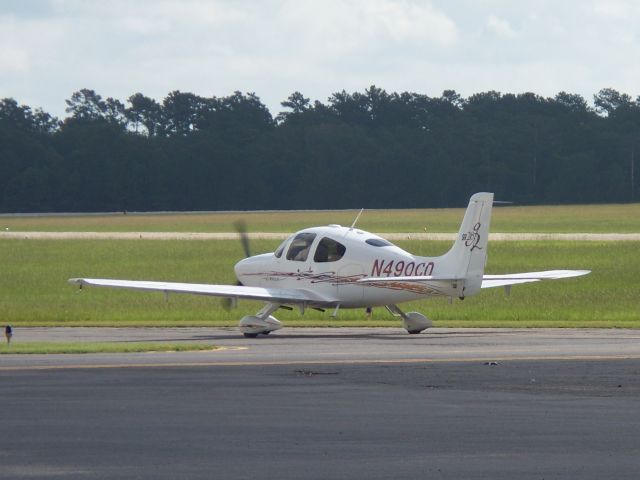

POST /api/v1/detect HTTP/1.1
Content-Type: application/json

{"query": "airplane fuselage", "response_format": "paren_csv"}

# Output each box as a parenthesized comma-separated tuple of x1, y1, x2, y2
(234, 225, 463, 308)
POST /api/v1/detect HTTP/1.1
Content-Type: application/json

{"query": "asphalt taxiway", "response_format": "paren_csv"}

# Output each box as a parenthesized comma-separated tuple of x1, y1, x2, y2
(3, 327, 640, 369)
(2, 328, 640, 479)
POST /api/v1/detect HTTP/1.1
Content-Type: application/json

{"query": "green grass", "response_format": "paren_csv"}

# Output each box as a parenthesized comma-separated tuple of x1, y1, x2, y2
(2, 202, 640, 233)
(0, 341, 217, 354)
(0, 238, 637, 328)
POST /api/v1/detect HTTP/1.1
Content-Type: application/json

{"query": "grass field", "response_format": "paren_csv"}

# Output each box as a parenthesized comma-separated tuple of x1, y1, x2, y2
(1, 238, 636, 328)
(2, 202, 640, 233)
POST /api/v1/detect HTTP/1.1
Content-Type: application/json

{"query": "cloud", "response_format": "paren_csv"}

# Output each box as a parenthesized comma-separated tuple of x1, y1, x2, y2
(0, 14, 70, 76)
(0, 0, 639, 117)
(281, 0, 457, 55)
(589, 0, 637, 19)
(485, 14, 516, 38)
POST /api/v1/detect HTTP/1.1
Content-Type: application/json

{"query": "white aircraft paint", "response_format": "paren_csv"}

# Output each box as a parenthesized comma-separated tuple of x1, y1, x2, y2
(69, 193, 590, 337)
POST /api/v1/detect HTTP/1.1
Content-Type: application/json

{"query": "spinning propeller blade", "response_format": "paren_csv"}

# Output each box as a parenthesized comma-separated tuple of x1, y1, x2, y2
(222, 220, 251, 310)
(234, 220, 251, 258)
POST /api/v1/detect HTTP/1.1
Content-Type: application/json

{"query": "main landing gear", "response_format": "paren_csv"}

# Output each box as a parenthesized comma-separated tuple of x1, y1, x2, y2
(238, 303, 432, 337)
(239, 303, 282, 338)
(386, 305, 432, 334)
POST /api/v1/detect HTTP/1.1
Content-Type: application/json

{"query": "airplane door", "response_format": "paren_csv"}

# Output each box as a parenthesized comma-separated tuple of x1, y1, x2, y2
(337, 263, 365, 302)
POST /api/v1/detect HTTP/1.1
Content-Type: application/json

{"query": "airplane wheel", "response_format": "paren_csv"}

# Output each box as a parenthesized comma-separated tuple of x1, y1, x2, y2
(407, 330, 422, 335)
(243, 333, 259, 338)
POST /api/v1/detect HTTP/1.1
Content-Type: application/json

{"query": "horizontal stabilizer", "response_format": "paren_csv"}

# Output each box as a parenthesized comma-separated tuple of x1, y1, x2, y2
(358, 269, 590, 289)
(481, 270, 590, 289)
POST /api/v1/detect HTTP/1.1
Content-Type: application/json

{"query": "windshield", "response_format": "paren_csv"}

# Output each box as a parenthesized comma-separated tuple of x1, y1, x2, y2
(274, 236, 292, 258)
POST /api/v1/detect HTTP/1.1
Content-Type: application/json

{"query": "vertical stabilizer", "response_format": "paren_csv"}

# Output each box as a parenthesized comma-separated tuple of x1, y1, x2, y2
(439, 192, 494, 297)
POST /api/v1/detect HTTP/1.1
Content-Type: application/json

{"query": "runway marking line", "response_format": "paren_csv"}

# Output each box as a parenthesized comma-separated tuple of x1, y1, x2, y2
(3, 354, 640, 371)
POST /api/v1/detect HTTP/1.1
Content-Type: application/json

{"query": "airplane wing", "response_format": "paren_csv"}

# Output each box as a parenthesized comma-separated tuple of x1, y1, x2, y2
(68, 278, 336, 305)
(358, 270, 590, 288)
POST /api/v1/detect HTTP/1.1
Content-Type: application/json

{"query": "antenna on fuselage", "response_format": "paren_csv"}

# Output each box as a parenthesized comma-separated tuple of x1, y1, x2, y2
(350, 208, 364, 229)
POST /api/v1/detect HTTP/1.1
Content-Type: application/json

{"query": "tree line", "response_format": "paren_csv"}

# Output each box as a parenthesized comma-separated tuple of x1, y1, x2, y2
(0, 86, 638, 213)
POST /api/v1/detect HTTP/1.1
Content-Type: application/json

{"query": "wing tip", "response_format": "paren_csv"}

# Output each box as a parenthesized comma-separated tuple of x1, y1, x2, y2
(562, 270, 591, 278)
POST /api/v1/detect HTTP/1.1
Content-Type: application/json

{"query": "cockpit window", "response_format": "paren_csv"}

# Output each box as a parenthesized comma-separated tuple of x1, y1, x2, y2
(274, 236, 291, 258)
(365, 238, 393, 247)
(286, 233, 316, 262)
(314, 237, 346, 263)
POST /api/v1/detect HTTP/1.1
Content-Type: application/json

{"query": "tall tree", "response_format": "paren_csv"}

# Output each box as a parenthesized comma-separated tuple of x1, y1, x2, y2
(65, 89, 107, 120)
(127, 93, 164, 136)
(594, 88, 633, 116)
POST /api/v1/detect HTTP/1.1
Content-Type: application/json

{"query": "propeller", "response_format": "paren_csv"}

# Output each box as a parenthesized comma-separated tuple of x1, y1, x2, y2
(234, 220, 251, 258)
(222, 220, 251, 311)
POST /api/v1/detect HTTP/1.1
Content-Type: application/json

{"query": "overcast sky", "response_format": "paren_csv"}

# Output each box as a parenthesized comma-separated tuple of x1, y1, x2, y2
(1, 0, 639, 118)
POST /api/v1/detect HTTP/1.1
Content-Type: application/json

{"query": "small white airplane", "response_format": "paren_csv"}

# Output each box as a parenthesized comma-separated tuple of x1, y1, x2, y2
(69, 193, 590, 337)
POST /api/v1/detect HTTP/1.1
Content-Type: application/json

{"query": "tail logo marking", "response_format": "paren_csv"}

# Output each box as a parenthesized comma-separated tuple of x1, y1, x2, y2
(462, 222, 482, 251)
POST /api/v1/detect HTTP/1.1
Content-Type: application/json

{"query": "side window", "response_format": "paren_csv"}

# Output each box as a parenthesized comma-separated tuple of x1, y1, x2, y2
(365, 238, 393, 247)
(286, 233, 316, 262)
(314, 237, 346, 263)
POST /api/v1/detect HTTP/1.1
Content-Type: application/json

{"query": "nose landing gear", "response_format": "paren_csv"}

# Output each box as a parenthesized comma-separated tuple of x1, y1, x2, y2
(239, 303, 282, 337)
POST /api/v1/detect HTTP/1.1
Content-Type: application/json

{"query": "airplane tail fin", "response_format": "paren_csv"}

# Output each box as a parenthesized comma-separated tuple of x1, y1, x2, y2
(439, 192, 494, 297)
